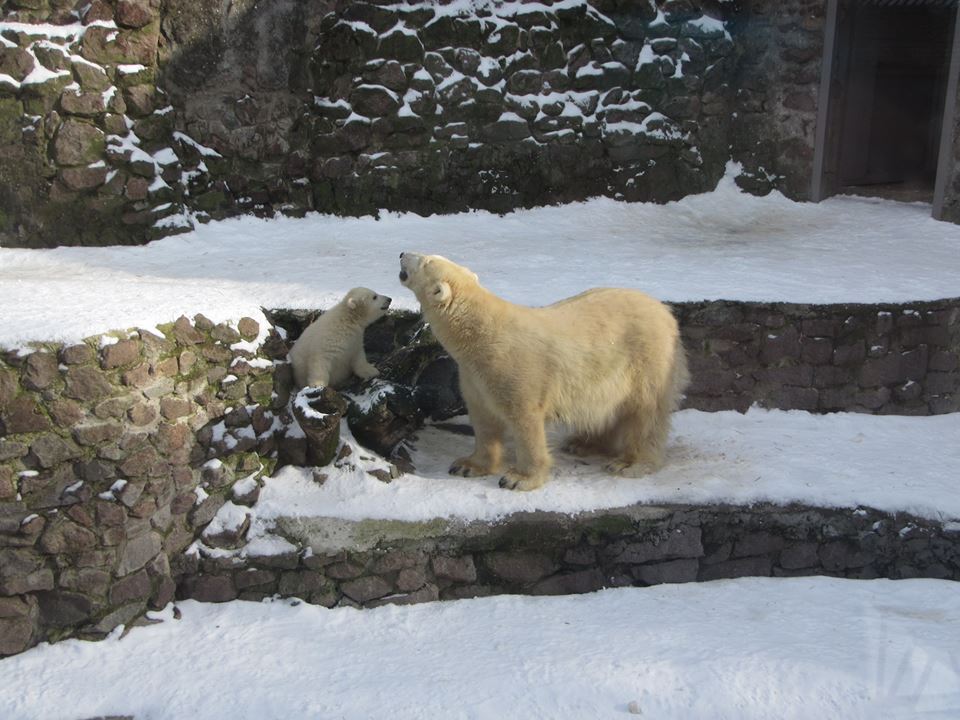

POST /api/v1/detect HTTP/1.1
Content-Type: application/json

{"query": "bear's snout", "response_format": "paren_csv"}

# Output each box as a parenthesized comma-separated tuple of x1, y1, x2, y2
(381, 297, 392, 310)
(399, 270, 408, 282)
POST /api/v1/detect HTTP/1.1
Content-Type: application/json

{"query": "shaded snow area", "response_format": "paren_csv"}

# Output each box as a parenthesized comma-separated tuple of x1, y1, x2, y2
(239, 410, 960, 539)
(1, 578, 958, 720)
(2, 169, 960, 346)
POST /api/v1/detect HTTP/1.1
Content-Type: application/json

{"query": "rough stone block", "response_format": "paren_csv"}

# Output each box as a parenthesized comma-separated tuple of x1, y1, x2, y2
(2, 395, 52, 433)
(699, 556, 772, 581)
(30, 433, 82, 468)
(779, 542, 820, 570)
(109, 569, 151, 605)
(613, 525, 703, 565)
(180, 574, 237, 603)
(430, 555, 477, 583)
(64, 366, 113, 403)
(340, 575, 393, 604)
(368, 583, 439, 607)
(633, 559, 699, 585)
(117, 532, 161, 576)
(482, 552, 558, 585)
(819, 541, 871, 571)
(531, 568, 605, 595)
(731, 532, 785, 558)
(53, 120, 105, 166)
(234, 568, 277, 591)
(36, 590, 95, 628)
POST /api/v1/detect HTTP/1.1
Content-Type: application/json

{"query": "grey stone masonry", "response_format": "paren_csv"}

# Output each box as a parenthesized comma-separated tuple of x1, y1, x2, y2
(0, 314, 293, 656)
(2, 296, 958, 657)
(727, 0, 826, 198)
(1, 0, 738, 247)
(677, 298, 960, 414)
(178, 502, 960, 610)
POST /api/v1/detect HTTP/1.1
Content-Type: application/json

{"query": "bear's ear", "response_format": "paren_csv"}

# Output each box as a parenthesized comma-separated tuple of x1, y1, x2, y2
(431, 281, 452, 305)
(346, 296, 358, 310)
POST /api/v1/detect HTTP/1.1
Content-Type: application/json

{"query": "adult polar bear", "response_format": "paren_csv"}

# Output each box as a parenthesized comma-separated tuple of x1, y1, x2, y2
(399, 253, 689, 491)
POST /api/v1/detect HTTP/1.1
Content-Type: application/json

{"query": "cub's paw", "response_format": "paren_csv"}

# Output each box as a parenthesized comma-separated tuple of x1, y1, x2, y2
(356, 366, 380, 380)
(498, 470, 546, 492)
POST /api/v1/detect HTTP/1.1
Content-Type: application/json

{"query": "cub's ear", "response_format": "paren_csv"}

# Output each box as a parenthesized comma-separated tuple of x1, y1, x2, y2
(432, 281, 451, 305)
(346, 296, 358, 310)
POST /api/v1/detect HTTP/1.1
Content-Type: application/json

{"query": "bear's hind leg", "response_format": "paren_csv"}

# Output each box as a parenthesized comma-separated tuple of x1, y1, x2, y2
(499, 411, 551, 491)
(605, 400, 670, 477)
(561, 430, 612, 458)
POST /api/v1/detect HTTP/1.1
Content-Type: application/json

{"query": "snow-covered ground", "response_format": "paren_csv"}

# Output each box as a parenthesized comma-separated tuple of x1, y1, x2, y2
(247, 409, 960, 528)
(1, 577, 958, 720)
(1, 170, 959, 347)
(3, 175, 958, 718)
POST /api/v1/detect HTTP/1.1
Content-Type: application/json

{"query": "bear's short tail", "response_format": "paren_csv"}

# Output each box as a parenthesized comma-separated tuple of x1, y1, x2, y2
(670, 335, 691, 412)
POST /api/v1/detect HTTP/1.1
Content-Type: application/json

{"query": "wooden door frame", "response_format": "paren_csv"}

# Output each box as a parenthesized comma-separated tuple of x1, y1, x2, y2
(933, 6, 960, 218)
(810, 0, 960, 218)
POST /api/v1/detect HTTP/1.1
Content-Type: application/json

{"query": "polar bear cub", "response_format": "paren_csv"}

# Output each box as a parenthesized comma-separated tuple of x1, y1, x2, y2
(289, 287, 391, 388)
(399, 252, 689, 491)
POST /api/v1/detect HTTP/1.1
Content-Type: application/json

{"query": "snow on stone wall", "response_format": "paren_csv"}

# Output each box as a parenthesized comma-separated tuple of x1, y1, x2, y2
(0, 0, 739, 247)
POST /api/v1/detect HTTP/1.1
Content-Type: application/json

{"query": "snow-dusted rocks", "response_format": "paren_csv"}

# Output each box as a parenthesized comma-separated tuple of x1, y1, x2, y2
(0, 10, 223, 247)
(0, 313, 282, 655)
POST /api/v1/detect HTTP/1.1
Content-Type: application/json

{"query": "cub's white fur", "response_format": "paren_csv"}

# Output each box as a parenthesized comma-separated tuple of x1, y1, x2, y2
(399, 253, 689, 491)
(289, 287, 391, 388)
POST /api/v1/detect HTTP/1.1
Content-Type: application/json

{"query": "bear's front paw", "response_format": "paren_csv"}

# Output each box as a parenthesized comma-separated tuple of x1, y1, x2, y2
(498, 470, 546, 492)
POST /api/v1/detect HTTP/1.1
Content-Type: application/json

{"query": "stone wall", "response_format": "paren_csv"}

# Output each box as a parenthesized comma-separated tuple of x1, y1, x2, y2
(0, 0, 738, 247)
(679, 298, 960, 414)
(0, 314, 289, 655)
(181, 501, 960, 608)
(727, 0, 825, 198)
(2, 296, 959, 656)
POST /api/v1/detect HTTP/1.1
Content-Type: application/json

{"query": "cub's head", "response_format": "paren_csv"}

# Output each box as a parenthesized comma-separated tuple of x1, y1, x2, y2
(343, 287, 391, 325)
(398, 253, 479, 311)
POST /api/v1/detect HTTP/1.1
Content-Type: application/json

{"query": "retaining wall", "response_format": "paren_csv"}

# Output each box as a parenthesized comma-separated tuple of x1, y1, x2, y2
(180, 502, 960, 608)
(0, 0, 737, 247)
(679, 298, 960, 415)
(1, 296, 958, 656)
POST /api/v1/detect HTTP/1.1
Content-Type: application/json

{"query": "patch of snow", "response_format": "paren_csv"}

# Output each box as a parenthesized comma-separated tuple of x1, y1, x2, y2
(1, 578, 958, 719)
(172, 131, 222, 158)
(232, 473, 259, 500)
(202, 502, 249, 539)
(252, 409, 960, 523)
(2, 164, 960, 345)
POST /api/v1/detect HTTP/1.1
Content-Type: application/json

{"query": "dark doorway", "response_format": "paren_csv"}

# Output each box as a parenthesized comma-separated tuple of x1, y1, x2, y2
(821, 0, 956, 203)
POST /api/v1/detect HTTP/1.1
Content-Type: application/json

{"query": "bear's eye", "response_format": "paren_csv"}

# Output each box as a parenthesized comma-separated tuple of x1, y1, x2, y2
(373, 294, 378, 300)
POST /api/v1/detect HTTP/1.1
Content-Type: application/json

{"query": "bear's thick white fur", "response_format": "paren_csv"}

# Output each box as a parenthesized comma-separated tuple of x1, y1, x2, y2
(289, 287, 391, 388)
(399, 253, 689, 491)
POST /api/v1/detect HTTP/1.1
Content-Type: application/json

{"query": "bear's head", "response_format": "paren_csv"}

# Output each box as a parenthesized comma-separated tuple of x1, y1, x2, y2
(398, 253, 479, 311)
(344, 287, 392, 325)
